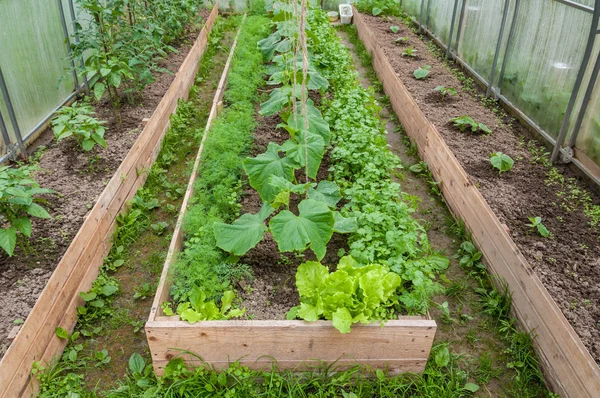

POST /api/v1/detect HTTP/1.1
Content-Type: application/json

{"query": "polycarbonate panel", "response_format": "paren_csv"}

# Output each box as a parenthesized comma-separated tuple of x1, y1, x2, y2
(0, 0, 76, 147)
(500, 0, 593, 137)
(425, 0, 458, 44)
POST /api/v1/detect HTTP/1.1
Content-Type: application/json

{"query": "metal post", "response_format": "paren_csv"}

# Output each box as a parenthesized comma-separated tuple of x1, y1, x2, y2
(568, 50, 600, 148)
(0, 110, 12, 156)
(57, 0, 79, 90)
(0, 68, 26, 157)
(486, 0, 511, 97)
(497, 0, 520, 93)
(425, 0, 431, 29)
(68, 0, 89, 93)
(446, 0, 460, 59)
(419, 0, 425, 33)
(551, 0, 600, 162)
(454, 0, 467, 54)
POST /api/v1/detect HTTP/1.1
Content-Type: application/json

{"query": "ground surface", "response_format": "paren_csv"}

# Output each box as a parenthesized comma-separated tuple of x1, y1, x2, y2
(0, 9, 211, 359)
(362, 13, 600, 364)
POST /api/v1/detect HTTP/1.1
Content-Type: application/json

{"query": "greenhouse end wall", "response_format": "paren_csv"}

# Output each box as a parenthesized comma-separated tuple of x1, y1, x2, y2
(402, 0, 600, 166)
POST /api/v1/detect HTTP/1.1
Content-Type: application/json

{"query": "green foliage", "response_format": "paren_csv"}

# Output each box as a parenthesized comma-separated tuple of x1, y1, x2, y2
(527, 216, 549, 237)
(451, 115, 492, 134)
(413, 65, 431, 80)
(355, 0, 403, 17)
(52, 101, 107, 151)
(290, 257, 401, 333)
(434, 86, 458, 101)
(0, 164, 53, 256)
(394, 36, 409, 45)
(389, 25, 400, 33)
(176, 288, 245, 323)
(402, 47, 418, 58)
(456, 241, 485, 270)
(489, 152, 514, 174)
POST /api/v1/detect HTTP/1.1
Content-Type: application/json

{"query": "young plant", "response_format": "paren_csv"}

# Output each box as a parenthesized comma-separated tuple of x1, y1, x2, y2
(389, 25, 400, 34)
(402, 47, 418, 58)
(435, 86, 458, 101)
(413, 65, 432, 80)
(527, 216, 549, 237)
(451, 115, 492, 134)
(489, 152, 514, 174)
(394, 36, 409, 45)
(0, 165, 54, 256)
(52, 102, 107, 152)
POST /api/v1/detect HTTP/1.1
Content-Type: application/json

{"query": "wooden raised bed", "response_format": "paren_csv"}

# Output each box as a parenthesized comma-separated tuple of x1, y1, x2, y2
(351, 7, 600, 398)
(0, 5, 218, 397)
(145, 16, 436, 376)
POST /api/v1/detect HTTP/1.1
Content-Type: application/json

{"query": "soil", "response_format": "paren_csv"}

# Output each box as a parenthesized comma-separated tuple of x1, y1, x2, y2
(0, 9, 211, 359)
(238, 90, 348, 320)
(362, 14, 600, 364)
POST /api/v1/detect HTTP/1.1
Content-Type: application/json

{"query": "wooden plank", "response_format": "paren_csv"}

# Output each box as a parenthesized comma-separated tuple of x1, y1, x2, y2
(149, 16, 246, 323)
(0, 5, 219, 397)
(351, 8, 600, 398)
(146, 320, 436, 376)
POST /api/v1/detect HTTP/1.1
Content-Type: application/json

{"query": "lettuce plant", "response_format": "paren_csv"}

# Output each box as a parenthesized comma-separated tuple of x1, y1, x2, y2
(289, 256, 401, 333)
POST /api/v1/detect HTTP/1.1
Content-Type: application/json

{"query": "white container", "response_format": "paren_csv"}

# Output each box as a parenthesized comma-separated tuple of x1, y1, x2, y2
(328, 11, 339, 22)
(339, 4, 353, 25)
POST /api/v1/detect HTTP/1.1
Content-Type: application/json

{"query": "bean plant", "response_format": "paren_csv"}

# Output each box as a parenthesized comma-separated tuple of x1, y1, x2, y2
(0, 165, 54, 256)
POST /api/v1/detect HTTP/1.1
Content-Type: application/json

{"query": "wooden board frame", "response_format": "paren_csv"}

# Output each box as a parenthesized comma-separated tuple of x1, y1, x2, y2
(146, 16, 437, 377)
(351, 7, 600, 398)
(0, 5, 219, 397)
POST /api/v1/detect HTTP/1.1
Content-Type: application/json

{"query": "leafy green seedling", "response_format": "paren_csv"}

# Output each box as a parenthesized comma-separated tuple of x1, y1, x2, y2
(402, 47, 418, 58)
(0, 164, 54, 256)
(527, 217, 549, 237)
(394, 36, 409, 45)
(450, 115, 492, 134)
(151, 221, 168, 235)
(95, 349, 111, 367)
(489, 152, 514, 174)
(52, 101, 107, 152)
(390, 25, 400, 34)
(435, 86, 458, 101)
(413, 65, 432, 80)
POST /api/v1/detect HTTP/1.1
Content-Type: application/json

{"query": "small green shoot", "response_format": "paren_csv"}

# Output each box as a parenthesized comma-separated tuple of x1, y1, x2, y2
(527, 217, 549, 237)
(402, 47, 417, 58)
(394, 36, 409, 45)
(413, 65, 431, 80)
(389, 25, 400, 34)
(435, 86, 458, 101)
(489, 152, 514, 174)
(451, 115, 492, 134)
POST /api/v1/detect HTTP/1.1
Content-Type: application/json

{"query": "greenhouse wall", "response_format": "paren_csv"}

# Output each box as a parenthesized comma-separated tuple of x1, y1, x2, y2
(403, 0, 600, 166)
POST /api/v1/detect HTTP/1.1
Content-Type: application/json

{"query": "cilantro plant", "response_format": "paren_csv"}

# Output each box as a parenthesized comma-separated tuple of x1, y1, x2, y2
(450, 115, 492, 134)
(489, 152, 514, 174)
(413, 65, 431, 80)
(527, 216, 549, 237)
(52, 101, 107, 152)
(435, 86, 458, 101)
(289, 257, 401, 333)
(0, 165, 54, 256)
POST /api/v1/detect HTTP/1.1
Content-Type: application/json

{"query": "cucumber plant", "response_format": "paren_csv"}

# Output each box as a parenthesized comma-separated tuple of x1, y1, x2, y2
(489, 152, 514, 174)
(527, 216, 549, 237)
(451, 115, 492, 134)
(435, 86, 458, 101)
(413, 65, 431, 80)
(0, 165, 54, 256)
(402, 47, 418, 58)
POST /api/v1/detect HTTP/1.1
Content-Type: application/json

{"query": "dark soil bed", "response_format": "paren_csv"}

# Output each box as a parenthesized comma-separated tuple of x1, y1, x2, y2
(0, 9, 211, 358)
(362, 13, 600, 364)
(238, 91, 348, 320)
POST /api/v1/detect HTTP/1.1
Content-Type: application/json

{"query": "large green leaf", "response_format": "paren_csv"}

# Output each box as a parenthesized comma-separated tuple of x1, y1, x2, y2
(269, 199, 334, 260)
(308, 181, 342, 208)
(295, 261, 328, 299)
(307, 69, 329, 91)
(281, 130, 325, 180)
(269, 176, 312, 208)
(333, 212, 358, 233)
(0, 226, 17, 256)
(259, 85, 304, 116)
(286, 101, 330, 144)
(213, 204, 274, 256)
(243, 143, 296, 202)
(26, 203, 51, 219)
(13, 217, 32, 238)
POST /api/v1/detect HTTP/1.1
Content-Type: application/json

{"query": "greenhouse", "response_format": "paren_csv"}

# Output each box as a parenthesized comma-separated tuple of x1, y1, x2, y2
(0, 0, 599, 396)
